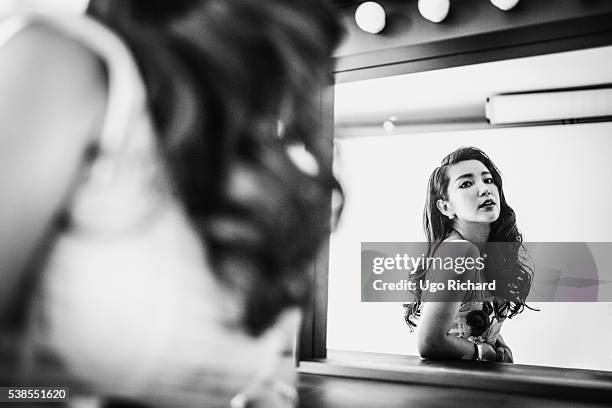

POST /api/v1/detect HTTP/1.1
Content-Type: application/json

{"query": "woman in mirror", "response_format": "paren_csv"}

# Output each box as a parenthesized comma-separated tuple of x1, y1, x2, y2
(404, 147, 532, 362)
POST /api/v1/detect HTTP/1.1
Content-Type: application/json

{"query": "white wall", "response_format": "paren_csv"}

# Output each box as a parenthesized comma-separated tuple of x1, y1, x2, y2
(327, 118, 612, 371)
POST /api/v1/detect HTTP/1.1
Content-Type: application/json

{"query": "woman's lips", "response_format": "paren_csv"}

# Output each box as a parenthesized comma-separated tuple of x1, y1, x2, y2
(479, 200, 496, 209)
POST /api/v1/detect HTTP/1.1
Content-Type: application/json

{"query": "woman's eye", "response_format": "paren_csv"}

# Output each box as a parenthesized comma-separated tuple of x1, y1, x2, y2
(459, 181, 472, 188)
(484, 178, 494, 184)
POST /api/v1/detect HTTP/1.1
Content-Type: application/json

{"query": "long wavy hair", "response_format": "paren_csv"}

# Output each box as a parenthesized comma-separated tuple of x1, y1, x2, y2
(87, 0, 344, 336)
(404, 147, 532, 330)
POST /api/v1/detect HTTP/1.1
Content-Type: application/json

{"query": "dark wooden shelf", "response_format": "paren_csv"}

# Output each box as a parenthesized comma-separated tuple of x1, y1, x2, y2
(297, 371, 612, 408)
(298, 350, 612, 404)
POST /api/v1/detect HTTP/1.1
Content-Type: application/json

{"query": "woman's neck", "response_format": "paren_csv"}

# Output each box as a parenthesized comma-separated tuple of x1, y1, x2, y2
(453, 221, 490, 248)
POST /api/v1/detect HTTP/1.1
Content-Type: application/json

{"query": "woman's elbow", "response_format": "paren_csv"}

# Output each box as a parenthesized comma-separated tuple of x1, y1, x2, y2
(417, 336, 444, 359)
(418, 345, 434, 359)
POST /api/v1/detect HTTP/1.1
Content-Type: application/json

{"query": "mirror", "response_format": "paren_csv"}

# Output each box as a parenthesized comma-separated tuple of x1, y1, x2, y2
(327, 45, 612, 371)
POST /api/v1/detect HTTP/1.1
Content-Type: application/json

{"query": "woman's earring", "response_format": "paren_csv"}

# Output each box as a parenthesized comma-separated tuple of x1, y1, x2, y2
(448, 214, 455, 220)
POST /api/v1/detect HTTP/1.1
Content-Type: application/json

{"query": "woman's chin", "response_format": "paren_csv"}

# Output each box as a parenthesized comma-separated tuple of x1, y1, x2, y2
(471, 212, 499, 224)
(483, 212, 500, 223)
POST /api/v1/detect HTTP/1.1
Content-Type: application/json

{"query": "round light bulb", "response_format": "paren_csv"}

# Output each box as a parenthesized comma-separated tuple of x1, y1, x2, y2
(383, 120, 395, 133)
(355, 2, 386, 34)
(490, 0, 520, 11)
(418, 0, 450, 24)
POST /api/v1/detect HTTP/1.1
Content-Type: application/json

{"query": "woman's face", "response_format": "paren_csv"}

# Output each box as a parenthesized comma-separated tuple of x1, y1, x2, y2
(438, 159, 501, 224)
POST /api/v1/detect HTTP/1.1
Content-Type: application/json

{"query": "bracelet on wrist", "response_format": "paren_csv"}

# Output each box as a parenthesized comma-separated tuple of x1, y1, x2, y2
(467, 336, 484, 361)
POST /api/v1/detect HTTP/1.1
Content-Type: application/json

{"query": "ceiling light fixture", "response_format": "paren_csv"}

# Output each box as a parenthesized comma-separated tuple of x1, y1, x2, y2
(418, 0, 450, 24)
(485, 87, 612, 125)
(355, 2, 386, 34)
(383, 120, 395, 133)
(490, 0, 520, 11)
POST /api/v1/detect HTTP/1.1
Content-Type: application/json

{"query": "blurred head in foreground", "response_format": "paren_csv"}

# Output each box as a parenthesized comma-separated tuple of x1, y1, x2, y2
(86, 0, 343, 336)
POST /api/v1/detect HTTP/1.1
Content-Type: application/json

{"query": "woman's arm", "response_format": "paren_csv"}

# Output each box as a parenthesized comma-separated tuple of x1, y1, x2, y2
(0, 22, 106, 320)
(416, 242, 497, 361)
(417, 301, 497, 361)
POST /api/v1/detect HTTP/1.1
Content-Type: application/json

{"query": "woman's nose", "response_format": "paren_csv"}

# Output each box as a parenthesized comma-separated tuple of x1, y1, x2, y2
(479, 183, 491, 196)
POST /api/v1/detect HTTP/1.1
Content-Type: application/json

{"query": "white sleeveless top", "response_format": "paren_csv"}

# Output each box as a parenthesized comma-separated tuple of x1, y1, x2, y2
(3, 13, 298, 407)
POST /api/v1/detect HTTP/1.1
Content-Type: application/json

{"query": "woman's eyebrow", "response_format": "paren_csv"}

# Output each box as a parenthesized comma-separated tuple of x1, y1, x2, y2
(454, 173, 474, 182)
(454, 171, 491, 183)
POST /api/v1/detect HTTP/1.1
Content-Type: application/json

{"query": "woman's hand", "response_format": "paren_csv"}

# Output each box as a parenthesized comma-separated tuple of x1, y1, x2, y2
(481, 342, 498, 361)
(478, 342, 513, 362)
(230, 381, 298, 408)
(481, 342, 513, 362)
(241, 389, 296, 408)
(494, 334, 514, 362)
(494, 345, 514, 363)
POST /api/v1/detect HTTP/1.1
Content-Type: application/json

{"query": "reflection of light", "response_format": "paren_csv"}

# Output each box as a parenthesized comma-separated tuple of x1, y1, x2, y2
(355, 2, 386, 34)
(418, 0, 450, 23)
(490, 0, 520, 11)
(389, 115, 398, 121)
(287, 143, 319, 176)
(382, 120, 395, 133)
(277, 120, 285, 138)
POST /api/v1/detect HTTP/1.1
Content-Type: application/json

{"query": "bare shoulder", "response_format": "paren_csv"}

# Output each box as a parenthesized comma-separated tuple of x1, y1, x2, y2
(0, 18, 108, 189)
(424, 239, 482, 295)
(0, 20, 108, 313)
(1, 19, 104, 79)
(0, 19, 107, 136)
(436, 238, 481, 259)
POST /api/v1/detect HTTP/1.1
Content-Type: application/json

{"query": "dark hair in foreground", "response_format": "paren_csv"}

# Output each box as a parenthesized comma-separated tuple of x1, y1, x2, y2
(88, 0, 344, 336)
(404, 147, 533, 329)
